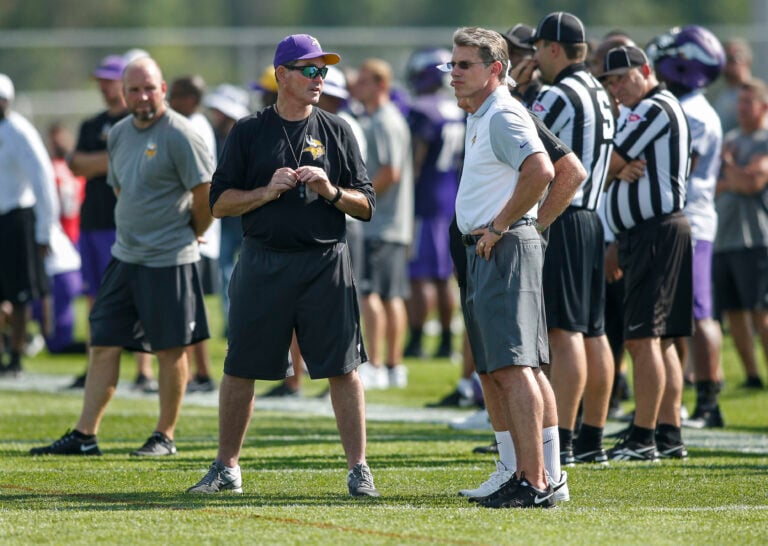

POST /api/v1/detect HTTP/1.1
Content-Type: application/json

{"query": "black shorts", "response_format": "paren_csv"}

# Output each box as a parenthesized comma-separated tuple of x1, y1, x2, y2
(197, 256, 221, 295)
(89, 259, 210, 352)
(713, 247, 768, 312)
(225, 239, 367, 380)
(543, 208, 605, 336)
(0, 208, 49, 304)
(359, 240, 410, 300)
(617, 212, 693, 339)
(449, 216, 467, 288)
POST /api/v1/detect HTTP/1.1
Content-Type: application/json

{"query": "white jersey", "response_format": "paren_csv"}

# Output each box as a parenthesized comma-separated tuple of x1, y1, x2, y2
(680, 91, 722, 243)
(0, 110, 58, 244)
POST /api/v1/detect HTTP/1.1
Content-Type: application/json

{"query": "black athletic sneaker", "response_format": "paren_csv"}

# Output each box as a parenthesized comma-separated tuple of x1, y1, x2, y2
(30, 429, 102, 456)
(433, 339, 453, 359)
(262, 381, 300, 398)
(426, 389, 475, 408)
(742, 376, 764, 389)
(478, 472, 556, 509)
(573, 447, 608, 464)
(0, 361, 21, 378)
(656, 439, 689, 459)
(472, 442, 499, 455)
(186, 376, 216, 393)
(560, 448, 575, 467)
(65, 373, 87, 390)
(130, 432, 177, 456)
(683, 405, 725, 429)
(607, 438, 659, 462)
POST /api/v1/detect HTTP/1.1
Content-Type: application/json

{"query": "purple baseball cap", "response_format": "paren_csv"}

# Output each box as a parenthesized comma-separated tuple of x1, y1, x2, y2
(273, 34, 340, 68)
(93, 55, 127, 81)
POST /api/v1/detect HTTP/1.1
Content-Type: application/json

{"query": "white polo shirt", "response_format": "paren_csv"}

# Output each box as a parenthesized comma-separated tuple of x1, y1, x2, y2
(456, 86, 545, 234)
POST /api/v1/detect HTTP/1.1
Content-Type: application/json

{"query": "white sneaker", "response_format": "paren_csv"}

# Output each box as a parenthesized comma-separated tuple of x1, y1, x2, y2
(387, 365, 408, 388)
(550, 470, 570, 502)
(458, 460, 514, 498)
(357, 362, 387, 390)
(449, 409, 491, 430)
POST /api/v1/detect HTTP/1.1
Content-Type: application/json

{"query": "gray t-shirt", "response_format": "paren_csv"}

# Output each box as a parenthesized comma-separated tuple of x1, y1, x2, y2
(714, 128, 768, 252)
(359, 101, 413, 244)
(107, 108, 214, 266)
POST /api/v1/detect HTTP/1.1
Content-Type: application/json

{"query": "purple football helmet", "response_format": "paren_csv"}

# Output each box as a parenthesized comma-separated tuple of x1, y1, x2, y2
(406, 47, 452, 94)
(646, 25, 725, 90)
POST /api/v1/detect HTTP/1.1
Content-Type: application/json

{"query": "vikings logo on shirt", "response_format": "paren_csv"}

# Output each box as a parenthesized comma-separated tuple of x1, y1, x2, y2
(100, 122, 112, 142)
(145, 142, 157, 159)
(302, 135, 326, 160)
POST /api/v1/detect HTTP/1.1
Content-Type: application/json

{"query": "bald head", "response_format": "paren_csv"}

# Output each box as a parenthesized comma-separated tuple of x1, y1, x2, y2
(123, 57, 167, 127)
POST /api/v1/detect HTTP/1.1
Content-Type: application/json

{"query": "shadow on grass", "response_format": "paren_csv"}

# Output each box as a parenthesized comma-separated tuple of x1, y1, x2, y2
(0, 489, 460, 512)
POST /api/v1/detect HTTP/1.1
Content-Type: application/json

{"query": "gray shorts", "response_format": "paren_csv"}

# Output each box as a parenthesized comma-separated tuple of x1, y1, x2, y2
(462, 225, 548, 373)
(225, 239, 367, 380)
(89, 259, 210, 352)
(359, 240, 410, 300)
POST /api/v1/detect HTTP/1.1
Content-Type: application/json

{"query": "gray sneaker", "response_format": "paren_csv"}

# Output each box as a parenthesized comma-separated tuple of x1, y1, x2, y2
(130, 432, 177, 456)
(347, 462, 380, 497)
(187, 461, 243, 494)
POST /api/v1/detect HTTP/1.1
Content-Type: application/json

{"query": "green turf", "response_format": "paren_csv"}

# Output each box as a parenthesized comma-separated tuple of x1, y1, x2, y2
(1, 296, 767, 544)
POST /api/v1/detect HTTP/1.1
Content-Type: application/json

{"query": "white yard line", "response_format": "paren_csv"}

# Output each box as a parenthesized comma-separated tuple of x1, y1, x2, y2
(3, 372, 767, 454)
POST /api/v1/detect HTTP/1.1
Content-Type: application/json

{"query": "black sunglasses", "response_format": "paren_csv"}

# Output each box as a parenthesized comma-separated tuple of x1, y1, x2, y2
(436, 60, 490, 72)
(283, 64, 329, 79)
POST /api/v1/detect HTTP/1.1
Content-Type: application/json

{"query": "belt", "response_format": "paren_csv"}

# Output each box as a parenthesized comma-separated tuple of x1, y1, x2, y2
(461, 217, 536, 246)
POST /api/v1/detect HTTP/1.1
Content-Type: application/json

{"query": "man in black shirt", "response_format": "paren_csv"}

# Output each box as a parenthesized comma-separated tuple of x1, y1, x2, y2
(187, 34, 379, 498)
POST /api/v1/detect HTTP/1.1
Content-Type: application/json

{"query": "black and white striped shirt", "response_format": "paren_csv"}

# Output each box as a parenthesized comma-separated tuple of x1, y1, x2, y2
(605, 86, 691, 233)
(531, 64, 615, 210)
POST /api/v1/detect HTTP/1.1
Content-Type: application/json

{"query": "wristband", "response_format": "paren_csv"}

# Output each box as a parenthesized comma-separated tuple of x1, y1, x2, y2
(535, 221, 547, 233)
(329, 187, 343, 204)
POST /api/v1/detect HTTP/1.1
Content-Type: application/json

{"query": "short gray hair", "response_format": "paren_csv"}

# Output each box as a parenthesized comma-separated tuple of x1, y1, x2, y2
(452, 26, 509, 82)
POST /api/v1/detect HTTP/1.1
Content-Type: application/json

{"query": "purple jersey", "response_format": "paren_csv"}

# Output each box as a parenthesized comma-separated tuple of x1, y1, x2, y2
(407, 93, 465, 218)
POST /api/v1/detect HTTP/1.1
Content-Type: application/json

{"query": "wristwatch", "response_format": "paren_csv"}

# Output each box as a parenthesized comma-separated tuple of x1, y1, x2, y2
(329, 187, 343, 204)
(487, 221, 504, 237)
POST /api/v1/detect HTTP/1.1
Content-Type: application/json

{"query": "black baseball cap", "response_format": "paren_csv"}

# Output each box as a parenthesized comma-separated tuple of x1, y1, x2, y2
(530, 11, 586, 44)
(600, 45, 649, 79)
(503, 24, 536, 52)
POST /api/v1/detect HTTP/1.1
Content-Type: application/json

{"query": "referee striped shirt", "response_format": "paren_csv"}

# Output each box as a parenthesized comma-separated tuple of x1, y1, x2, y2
(605, 86, 691, 233)
(531, 64, 615, 210)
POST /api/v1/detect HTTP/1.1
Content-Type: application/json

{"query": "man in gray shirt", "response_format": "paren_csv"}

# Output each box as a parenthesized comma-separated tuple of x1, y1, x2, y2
(31, 57, 214, 457)
(355, 58, 414, 390)
(714, 78, 768, 389)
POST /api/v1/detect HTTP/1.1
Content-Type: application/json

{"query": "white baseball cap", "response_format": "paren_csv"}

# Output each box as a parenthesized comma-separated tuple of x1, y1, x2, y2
(322, 66, 349, 100)
(0, 73, 15, 102)
(203, 84, 251, 121)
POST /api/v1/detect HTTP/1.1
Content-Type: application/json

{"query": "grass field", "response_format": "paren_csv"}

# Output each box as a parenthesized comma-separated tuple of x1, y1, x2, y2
(1, 297, 767, 545)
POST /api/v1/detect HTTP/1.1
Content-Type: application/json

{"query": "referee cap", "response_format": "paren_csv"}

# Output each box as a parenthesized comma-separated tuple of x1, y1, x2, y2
(530, 12, 586, 44)
(600, 45, 649, 79)
(503, 24, 536, 51)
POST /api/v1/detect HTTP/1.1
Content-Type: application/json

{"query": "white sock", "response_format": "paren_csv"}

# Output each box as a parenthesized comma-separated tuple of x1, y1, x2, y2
(542, 426, 562, 481)
(494, 430, 516, 471)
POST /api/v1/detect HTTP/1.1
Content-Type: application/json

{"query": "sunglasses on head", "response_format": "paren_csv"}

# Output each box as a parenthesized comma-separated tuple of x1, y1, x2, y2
(283, 64, 329, 79)
(437, 60, 489, 72)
